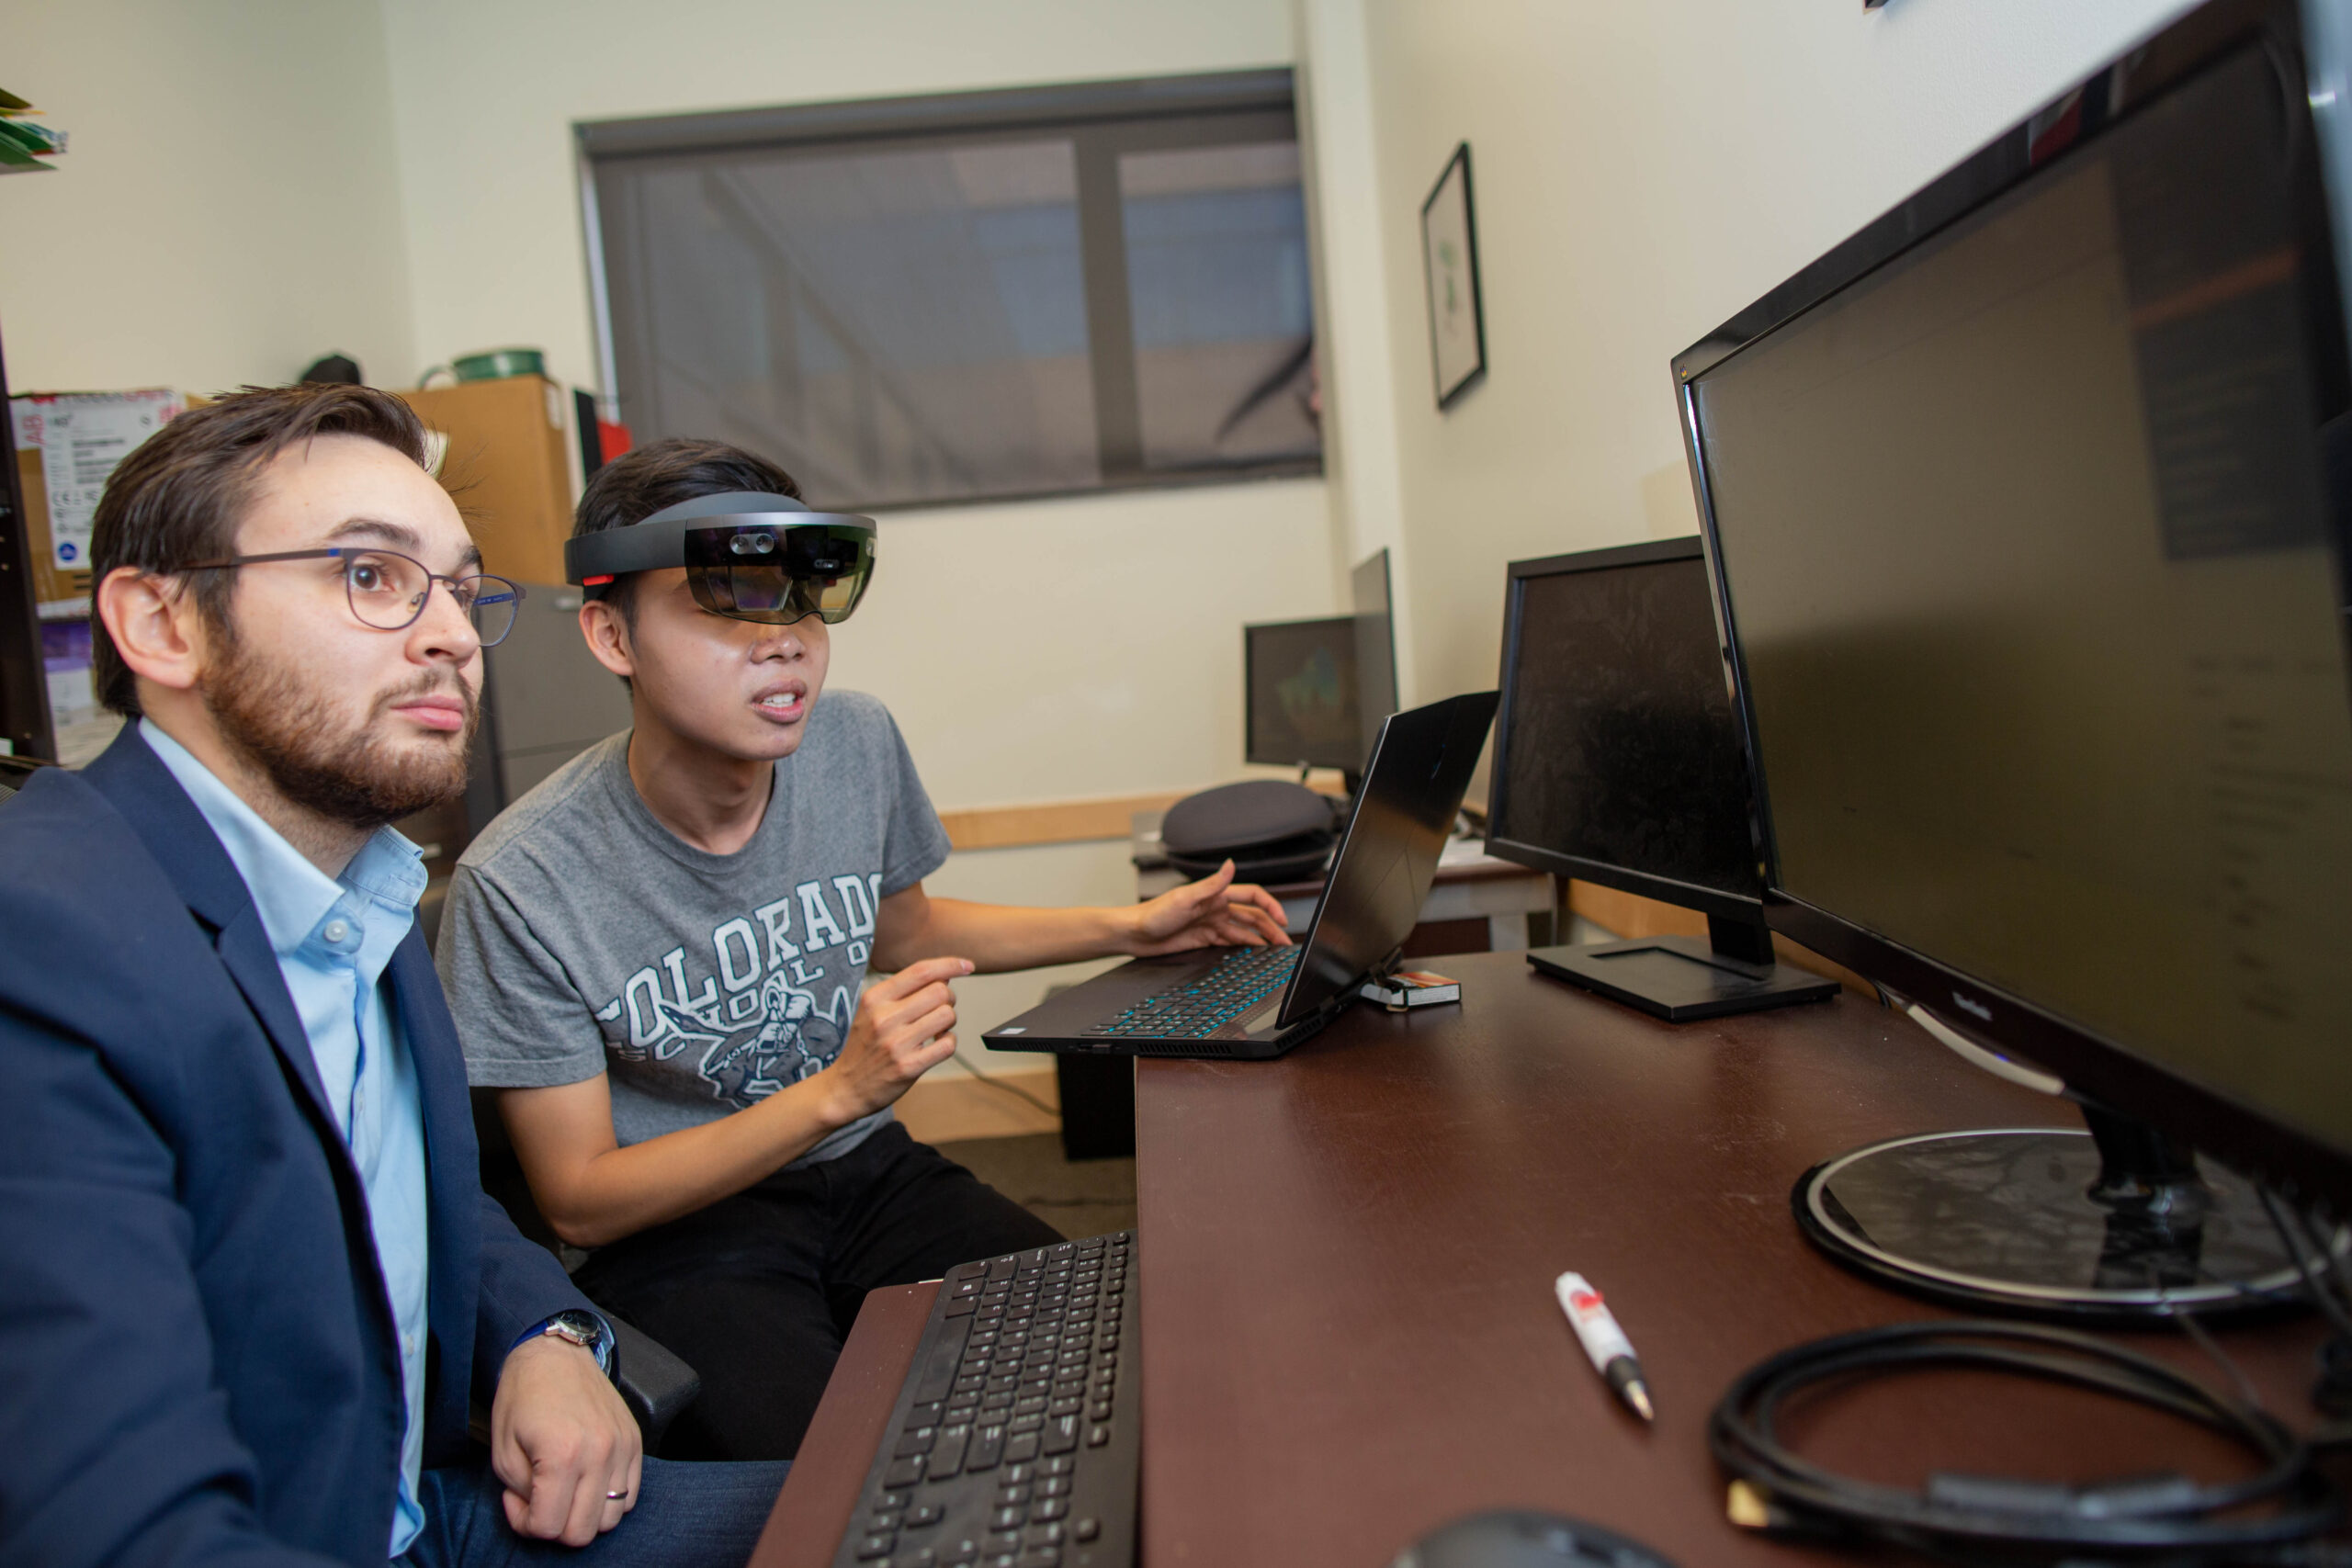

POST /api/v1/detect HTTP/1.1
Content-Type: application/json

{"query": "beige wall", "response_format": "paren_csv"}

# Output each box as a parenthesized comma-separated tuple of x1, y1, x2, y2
(0, 0, 415, 395)
(1331, 0, 2199, 740)
(376, 0, 1302, 392)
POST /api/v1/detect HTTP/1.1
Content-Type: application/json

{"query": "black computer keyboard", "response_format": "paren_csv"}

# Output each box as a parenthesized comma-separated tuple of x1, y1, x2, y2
(831, 1233, 1136, 1568)
(1081, 945, 1299, 1039)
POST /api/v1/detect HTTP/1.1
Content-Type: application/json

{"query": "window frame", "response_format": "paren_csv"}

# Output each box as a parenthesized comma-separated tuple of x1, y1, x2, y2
(576, 69, 1322, 510)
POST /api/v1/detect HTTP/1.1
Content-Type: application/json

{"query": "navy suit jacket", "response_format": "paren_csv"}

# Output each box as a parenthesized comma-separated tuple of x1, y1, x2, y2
(0, 728, 591, 1568)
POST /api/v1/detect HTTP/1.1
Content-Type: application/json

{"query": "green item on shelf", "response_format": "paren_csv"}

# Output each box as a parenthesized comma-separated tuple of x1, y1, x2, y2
(451, 347, 546, 382)
(0, 88, 30, 112)
(0, 119, 62, 157)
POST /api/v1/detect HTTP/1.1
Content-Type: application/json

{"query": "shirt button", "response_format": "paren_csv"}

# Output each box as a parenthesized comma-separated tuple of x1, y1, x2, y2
(322, 919, 350, 944)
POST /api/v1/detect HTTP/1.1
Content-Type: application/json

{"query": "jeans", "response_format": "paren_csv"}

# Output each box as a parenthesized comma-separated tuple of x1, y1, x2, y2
(401, 1456, 792, 1568)
(574, 1122, 1062, 1461)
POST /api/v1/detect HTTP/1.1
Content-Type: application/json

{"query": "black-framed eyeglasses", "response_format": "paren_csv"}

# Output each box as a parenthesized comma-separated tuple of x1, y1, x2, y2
(178, 547, 524, 647)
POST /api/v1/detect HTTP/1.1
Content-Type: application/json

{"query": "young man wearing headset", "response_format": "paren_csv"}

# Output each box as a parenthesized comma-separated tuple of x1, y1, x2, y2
(436, 437, 1288, 1461)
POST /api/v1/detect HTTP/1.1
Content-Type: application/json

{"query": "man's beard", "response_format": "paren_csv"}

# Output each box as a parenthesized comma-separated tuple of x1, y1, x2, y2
(204, 619, 480, 831)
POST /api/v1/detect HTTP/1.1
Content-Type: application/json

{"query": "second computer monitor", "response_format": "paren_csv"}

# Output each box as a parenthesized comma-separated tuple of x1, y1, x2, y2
(1487, 537, 1834, 1020)
(1245, 616, 1363, 774)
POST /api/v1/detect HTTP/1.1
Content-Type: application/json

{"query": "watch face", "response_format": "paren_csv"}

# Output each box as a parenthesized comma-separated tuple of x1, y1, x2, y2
(550, 1311, 604, 1344)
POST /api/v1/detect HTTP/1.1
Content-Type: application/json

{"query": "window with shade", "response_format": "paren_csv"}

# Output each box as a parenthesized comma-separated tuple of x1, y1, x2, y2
(581, 72, 1320, 511)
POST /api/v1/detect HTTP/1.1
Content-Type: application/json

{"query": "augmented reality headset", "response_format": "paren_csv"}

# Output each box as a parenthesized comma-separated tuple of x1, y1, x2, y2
(564, 491, 877, 626)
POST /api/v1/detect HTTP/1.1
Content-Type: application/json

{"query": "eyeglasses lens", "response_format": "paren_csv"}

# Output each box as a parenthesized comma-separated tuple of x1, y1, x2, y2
(342, 551, 519, 646)
(465, 579, 521, 646)
(345, 552, 429, 632)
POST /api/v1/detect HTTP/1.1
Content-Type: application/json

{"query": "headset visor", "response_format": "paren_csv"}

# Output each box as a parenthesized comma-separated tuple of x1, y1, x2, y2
(682, 522, 876, 625)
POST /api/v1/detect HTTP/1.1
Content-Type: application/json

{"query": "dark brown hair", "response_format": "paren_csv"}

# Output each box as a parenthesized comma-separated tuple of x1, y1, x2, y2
(573, 437, 803, 626)
(89, 383, 433, 716)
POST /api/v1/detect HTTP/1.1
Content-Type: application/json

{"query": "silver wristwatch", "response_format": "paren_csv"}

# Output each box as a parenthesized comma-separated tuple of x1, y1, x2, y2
(523, 1309, 615, 1376)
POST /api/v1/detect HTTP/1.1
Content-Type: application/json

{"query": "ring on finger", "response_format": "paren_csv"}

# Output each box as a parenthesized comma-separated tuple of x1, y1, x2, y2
(605, 1490, 628, 1500)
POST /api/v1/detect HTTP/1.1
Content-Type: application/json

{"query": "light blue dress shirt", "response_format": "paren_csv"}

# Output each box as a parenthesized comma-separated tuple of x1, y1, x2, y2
(142, 720, 434, 1558)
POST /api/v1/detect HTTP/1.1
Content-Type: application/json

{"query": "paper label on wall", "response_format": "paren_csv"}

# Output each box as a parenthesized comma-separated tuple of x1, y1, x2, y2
(11, 389, 185, 570)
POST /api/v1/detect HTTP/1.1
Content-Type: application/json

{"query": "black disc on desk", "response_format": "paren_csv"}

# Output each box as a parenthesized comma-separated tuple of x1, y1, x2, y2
(1794, 1128, 2305, 1323)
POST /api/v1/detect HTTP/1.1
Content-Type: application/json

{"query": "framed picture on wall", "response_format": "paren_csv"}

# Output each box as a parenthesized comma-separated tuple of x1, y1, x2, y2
(1420, 142, 1487, 410)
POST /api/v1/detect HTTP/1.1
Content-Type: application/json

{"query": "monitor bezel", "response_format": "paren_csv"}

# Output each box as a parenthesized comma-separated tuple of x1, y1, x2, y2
(1243, 614, 1365, 772)
(1484, 536, 1766, 923)
(1676, 0, 2352, 1209)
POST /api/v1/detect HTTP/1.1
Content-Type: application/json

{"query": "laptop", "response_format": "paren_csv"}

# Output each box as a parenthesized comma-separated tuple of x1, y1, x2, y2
(983, 691, 1500, 1061)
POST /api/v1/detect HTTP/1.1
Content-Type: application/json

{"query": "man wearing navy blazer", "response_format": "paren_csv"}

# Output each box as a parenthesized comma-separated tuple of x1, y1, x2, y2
(0, 385, 789, 1568)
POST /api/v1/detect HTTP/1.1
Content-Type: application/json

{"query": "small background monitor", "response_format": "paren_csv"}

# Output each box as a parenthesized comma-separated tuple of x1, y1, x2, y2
(1245, 616, 1363, 773)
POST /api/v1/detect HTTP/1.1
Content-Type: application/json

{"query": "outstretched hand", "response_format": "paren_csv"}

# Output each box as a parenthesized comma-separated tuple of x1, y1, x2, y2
(1125, 861, 1292, 956)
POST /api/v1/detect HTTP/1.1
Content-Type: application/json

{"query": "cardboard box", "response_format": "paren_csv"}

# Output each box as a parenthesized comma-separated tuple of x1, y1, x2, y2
(397, 375, 576, 586)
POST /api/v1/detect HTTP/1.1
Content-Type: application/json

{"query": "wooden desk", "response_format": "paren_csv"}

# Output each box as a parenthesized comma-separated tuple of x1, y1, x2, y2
(1133, 949, 2322, 1565)
(752, 948, 2324, 1568)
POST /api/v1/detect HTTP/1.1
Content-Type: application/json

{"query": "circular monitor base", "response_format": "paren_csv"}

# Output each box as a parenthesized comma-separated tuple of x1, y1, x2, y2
(1794, 1128, 2303, 1323)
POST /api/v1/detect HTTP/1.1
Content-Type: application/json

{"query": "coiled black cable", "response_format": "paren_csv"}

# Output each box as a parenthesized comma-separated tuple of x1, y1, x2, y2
(1709, 1319, 2341, 1562)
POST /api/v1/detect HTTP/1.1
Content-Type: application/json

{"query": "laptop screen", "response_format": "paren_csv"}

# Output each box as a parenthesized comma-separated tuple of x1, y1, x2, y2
(1278, 691, 1500, 1027)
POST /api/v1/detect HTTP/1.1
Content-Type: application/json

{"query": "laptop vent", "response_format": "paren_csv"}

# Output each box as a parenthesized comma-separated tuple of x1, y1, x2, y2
(1135, 1039, 1234, 1058)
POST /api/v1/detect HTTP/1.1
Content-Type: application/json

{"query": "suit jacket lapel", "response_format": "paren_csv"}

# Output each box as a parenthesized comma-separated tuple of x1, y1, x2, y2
(82, 728, 340, 1129)
(390, 929, 483, 1429)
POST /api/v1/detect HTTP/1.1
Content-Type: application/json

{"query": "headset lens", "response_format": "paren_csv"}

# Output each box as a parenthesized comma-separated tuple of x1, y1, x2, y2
(683, 524, 876, 625)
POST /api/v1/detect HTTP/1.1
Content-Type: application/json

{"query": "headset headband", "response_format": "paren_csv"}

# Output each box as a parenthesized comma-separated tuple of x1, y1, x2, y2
(564, 491, 878, 593)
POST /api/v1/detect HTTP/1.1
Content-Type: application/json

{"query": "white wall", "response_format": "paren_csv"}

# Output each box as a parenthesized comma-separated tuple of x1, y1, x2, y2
(0, 0, 415, 395)
(1334, 0, 2201, 717)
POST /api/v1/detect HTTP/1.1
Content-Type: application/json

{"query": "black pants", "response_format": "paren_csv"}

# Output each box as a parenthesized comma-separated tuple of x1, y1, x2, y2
(574, 1121, 1061, 1461)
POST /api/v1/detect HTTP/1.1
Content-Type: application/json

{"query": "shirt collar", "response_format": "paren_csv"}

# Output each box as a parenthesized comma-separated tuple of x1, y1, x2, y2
(140, 719, 426, 957)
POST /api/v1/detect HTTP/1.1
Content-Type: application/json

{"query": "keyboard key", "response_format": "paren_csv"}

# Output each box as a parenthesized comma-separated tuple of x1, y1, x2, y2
(908, 1401, 944, 1427)
(900, 1551, 938, 1568)
(1042, 1455, 1075, 1476)
(907, 1504, 944, 1528)
(895, 1427, 936, 1458)
(990, 1507, 1023, 1531)
(1018, 1550, 1060, 1568)
(1023, 1521, 1064, 1546)
(930, 1425, 970, 1480)
(1036, 1476, 1069, 1498)
(967, 1424, 1006, 1471)
(1041, 1415, 1080, 1455)
(1073, 1518, 1099, 1543)
(994, 1483, 1031, 1506)
(855, 1533, 895, 1560)
(1034, 1498, 1069, 1522)
(1004, 1431, 1041, 1463)
(884, 1456, 925, 1488)
(1087, 1424, 1111, 1448)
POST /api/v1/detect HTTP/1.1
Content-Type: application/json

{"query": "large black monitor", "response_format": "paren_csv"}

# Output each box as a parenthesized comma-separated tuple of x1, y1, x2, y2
(1485, 539, 1835, 1020)
(1680, 0, 2352, 1316)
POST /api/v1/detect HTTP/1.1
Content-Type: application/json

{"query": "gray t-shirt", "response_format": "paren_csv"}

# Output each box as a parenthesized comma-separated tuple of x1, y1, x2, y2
(437, 690, 953, 1163)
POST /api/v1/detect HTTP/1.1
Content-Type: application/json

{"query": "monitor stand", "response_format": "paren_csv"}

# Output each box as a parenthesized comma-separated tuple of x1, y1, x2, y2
(1793, 1102, 2308, 1322)
(1524, 913, 1839, 1021)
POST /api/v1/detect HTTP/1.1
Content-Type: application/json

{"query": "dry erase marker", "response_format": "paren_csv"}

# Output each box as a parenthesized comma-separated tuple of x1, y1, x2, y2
(1555, 1272, 1654, 1422)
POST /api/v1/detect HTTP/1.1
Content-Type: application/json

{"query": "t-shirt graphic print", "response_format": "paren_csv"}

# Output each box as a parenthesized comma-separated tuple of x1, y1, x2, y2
(437, 691, 954, 1164)
(595, 872, 883, 1108)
